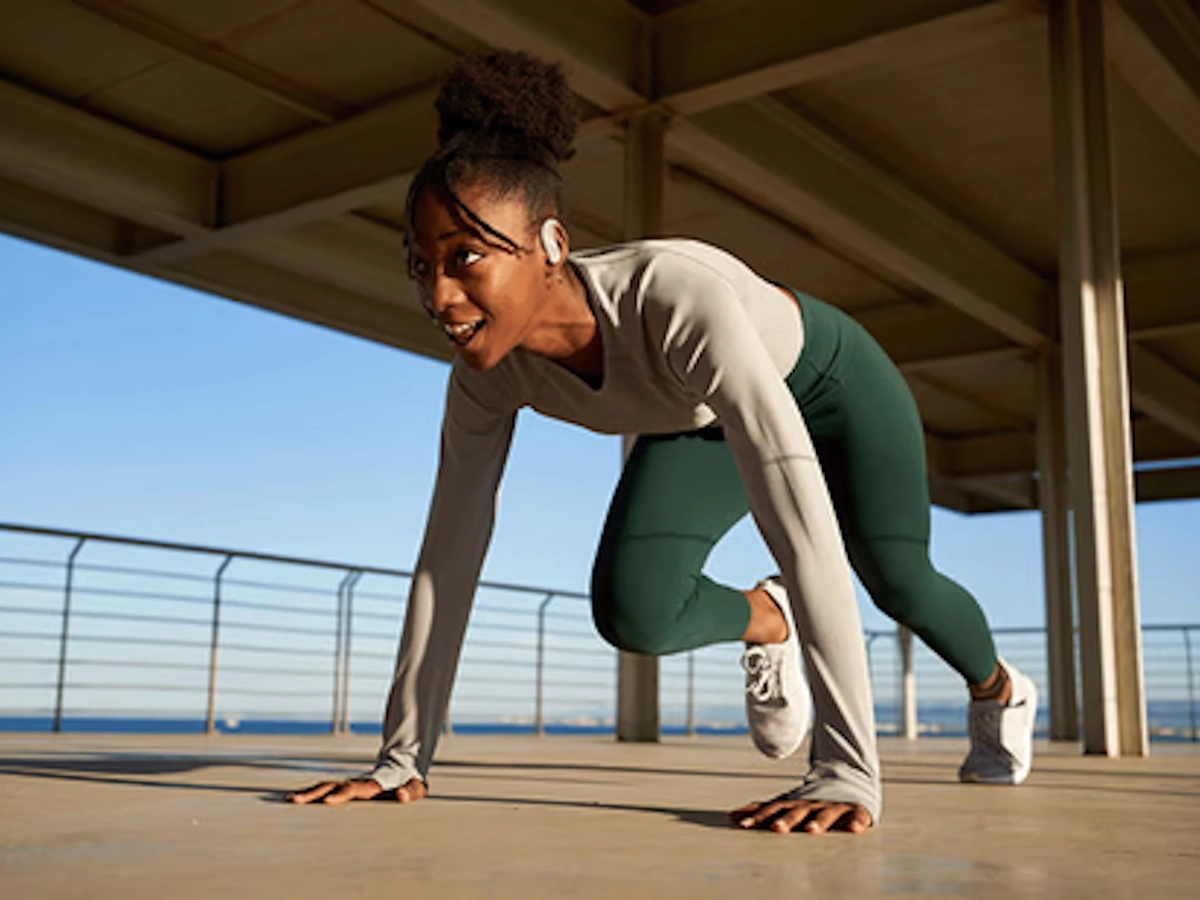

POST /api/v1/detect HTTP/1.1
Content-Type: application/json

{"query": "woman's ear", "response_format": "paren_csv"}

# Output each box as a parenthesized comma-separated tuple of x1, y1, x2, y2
(539, 217, 570, 269)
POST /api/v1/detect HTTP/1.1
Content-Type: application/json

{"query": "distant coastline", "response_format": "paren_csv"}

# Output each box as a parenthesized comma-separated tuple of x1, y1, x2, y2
(3, 701, 1195, 742)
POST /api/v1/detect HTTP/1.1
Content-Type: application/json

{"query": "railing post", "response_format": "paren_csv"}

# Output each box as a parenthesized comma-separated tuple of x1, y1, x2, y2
(339, 571, 362, 734)
(535, 593, 554, 736)
(686, 651, 696, 737)
(1184, 627, 1197, 743)
(899, 626, 917, 740)
(331, 571, 353, 733)
(205, 555, 234, 735)
(864, 632, 877, 730)
(52, 538, 87, 733)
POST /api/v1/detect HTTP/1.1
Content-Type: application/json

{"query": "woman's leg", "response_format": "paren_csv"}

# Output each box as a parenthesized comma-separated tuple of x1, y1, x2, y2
(591, 427, 761, 656)
(792, 302, 999, 687)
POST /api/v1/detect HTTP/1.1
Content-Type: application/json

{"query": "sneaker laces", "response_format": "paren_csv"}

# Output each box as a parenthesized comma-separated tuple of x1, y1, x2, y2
(741, 646, 777, 703)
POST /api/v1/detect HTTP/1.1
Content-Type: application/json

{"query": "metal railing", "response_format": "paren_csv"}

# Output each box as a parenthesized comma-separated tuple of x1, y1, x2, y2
(1, 523, 1196, 741)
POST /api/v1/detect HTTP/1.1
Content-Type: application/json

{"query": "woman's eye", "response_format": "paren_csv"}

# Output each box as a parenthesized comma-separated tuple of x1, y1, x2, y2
(454, 248, 483, 267)
(408, 257, 428, 278)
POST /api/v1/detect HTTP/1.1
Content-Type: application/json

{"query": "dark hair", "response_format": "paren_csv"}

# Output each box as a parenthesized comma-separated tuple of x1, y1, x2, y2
(405, 50, 580, 254)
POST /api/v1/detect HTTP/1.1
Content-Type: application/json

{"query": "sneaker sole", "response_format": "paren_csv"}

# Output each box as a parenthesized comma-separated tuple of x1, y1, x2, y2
(958, 766, 1030, 786)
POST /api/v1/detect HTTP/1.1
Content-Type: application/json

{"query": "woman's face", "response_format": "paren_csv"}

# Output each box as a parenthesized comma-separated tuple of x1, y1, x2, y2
(408, 181, 550, 371)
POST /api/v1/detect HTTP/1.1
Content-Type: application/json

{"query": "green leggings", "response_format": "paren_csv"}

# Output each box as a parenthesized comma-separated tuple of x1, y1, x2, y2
(591, 290, 998, 686)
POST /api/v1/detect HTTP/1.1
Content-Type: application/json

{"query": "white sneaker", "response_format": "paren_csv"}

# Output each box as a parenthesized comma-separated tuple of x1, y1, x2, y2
(741, 577, 811, 760)
(958, 657, 1037, 785)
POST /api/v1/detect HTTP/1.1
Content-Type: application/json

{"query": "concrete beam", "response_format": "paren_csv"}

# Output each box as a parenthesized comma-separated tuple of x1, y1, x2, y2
(136, 111, 619, 267)
(409, 0, 648, 108)
(0, 96, 434, 353)
(0, 174, 165, 259)
(1135, 464, 1200, 502)
(911, 372, 1034, 430)
(927, 473, 979, 513)
(954, 473, 1037, 509)
(928, 430, 1036, 478)
(930, 417, 1198, 480)
(73, 0, 352, 123)
(667, 100, 1050, 347)
(1125, 248, 1200, 339)
(163, 249, 448, 360)
(241, 215, 414, 308)
(0, 78, 215, 235)
(1127, 346, 1200, 446)
(1108, 0, 1200, 163)
(855, 303, 1025, 369)
(930, 462, 1200, 510)
(134, 86, 439, 265)
(655, 0, 1036, 114)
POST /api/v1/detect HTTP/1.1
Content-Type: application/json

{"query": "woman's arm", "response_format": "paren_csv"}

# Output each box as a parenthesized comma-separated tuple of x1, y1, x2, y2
(290, 365, 517, 802)
(369, 366, 518, 790)
(642, 253, 882, 825)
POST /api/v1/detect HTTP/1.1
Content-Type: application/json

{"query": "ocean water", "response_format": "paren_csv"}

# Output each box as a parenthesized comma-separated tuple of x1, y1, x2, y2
(3, 701, 1194, 741)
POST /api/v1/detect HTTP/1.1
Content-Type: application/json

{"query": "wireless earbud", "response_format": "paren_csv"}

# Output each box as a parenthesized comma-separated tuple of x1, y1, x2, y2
(540, 218, 563, 265)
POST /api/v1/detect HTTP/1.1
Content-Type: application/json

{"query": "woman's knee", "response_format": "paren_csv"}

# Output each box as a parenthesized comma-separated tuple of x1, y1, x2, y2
(593, 610, 682, 656)
(855, 540, 943, 627)
(590, 556, 691, 656)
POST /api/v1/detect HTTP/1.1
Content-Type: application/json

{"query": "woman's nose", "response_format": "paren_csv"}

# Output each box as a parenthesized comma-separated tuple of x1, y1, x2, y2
(422, 274, 459, 321)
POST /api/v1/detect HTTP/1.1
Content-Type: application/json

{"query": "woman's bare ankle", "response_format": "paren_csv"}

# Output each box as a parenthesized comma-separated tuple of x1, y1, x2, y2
(741, 587, 788, 644)
(969, 662, 1012, 705)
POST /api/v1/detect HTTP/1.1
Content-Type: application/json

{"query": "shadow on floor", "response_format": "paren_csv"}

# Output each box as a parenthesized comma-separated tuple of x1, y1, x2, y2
(0, 766, 273, 795)
(0, 752, 344, 776)
(429, 792, 741, 830)
(430, 758, 793, 782)
(0, 751, 356, 796)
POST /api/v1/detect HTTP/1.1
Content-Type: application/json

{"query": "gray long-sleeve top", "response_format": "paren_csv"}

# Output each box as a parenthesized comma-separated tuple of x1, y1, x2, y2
(368, 239, 881, 823)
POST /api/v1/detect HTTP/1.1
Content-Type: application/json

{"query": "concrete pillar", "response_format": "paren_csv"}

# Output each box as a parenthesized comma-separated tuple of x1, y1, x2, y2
(1048, 0, 1148, 756)
(615, 112, 667, 743)
(1037, 346, 1079, 741)
(899, 626, 918, 740)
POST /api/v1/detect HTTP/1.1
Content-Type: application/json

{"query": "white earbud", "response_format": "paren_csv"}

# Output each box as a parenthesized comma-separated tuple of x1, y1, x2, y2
(540, 218, 563, 265)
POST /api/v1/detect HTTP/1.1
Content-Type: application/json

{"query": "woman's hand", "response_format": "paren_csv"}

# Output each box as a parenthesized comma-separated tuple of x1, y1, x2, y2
(286, 777, 427, 805)
(730, 795, 872, 834)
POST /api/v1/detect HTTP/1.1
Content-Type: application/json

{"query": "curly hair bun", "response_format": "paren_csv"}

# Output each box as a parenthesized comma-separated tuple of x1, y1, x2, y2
(435, 50, 579, 163)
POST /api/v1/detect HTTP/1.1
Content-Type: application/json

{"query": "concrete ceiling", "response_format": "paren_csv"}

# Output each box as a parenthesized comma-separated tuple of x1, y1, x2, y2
(1, 0, 1198, 512)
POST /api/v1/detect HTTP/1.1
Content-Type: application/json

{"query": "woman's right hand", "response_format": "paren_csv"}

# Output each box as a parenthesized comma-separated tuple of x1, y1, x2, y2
(286, 776, 427, 805)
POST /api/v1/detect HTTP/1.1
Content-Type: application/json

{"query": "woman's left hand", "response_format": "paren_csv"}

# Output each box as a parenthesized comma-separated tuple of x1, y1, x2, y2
(730, 795, 872, 834)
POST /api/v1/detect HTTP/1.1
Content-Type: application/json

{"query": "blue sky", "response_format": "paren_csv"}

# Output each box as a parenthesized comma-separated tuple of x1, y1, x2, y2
(1, 231, 1197, 635)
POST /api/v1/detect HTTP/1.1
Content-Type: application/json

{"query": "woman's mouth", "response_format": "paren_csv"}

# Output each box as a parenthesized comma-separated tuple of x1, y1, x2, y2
(443, 320, 484, 346)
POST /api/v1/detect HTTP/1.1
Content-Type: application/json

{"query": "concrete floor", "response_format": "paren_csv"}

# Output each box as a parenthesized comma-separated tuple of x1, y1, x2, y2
(1, 732, 1198, 899)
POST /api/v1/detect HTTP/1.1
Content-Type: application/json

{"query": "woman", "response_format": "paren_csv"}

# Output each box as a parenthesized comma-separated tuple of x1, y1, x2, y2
(289, 50, 1037, 834)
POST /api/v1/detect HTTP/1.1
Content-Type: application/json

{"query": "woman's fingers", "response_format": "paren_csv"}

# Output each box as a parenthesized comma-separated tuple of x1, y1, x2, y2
(794, 803, 849, 834)
(731, 795, 873, 835)
(322, 779, 383, 805)
(728, 800, 765, 823)
(286, 778, 382, 805)
(767, 802, 819, 833)
(285, 781, 341, 804)
(734, 798, 790, 828)
(395, 778, 427, 804)
(844, 805, 873, 834)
